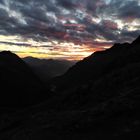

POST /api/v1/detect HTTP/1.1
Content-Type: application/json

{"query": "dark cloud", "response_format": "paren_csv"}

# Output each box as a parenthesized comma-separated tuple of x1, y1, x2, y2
(0, 41, 32, 47)
(0, 0, 139, 46)
(121, 30, 140, 39)
(102, 20, 118, 30)
(103, 0, 140, 21)
(118, 1, 140, 21)
(56, 0, 77, 10)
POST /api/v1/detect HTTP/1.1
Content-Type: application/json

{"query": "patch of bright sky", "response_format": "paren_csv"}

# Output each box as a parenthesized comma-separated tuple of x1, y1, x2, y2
(127, 20, 140, 31)
(46, 12, 58, 23)
(105, 0, 111, 4)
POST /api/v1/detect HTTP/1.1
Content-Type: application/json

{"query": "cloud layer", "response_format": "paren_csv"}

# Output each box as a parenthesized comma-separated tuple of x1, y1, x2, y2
(0, 0, 140, 60)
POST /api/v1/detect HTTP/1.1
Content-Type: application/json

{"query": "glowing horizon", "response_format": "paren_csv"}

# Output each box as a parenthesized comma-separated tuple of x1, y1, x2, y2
(0, 35, 109, 60)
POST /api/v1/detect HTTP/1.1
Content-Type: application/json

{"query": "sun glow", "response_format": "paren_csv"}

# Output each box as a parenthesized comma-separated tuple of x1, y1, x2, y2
(0, 35, 99, 60)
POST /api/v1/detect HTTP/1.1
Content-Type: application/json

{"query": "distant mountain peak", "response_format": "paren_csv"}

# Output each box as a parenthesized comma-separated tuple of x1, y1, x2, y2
(0, 50, 13, 55)
(0, 51, 24, 65)
(0, 51, 19, 58)
(132, 35, 140, 45)
(51, 35, 140, 91)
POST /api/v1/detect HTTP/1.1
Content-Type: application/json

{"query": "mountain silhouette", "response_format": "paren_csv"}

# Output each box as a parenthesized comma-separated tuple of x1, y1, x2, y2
(132, 35, 140, 45)
(30, 35, 140, 138)
(0, 51, 49, 109)
(46, 36, 140, 110)
(1, 36, 140, 139)
(51, 36, 140, 91)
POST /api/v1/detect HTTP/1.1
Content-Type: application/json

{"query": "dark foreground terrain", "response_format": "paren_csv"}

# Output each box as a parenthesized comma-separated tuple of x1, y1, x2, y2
(1, 36, 140, 139)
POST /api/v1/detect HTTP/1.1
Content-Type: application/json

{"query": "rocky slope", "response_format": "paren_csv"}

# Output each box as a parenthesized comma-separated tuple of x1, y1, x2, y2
(1, 36, 140, 139)
(0, 51, 49, 109)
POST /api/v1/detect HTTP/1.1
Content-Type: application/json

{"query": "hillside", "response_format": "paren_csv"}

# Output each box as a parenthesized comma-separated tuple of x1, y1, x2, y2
(0, 51, 49, 108)
(1, 36, 140, 139)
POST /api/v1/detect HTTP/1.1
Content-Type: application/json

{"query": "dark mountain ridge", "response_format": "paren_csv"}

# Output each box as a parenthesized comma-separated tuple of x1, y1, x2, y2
(1, 36, 140, 139)
(51, 37, 140, 91)
(0, 51, 49, 108)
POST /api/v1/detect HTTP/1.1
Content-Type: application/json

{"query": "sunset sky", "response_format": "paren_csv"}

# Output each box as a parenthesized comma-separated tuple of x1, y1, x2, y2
(0, 0, 140, 60)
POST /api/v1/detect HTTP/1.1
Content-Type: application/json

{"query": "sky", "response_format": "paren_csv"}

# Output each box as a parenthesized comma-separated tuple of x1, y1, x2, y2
(0, 0, 140, 60)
